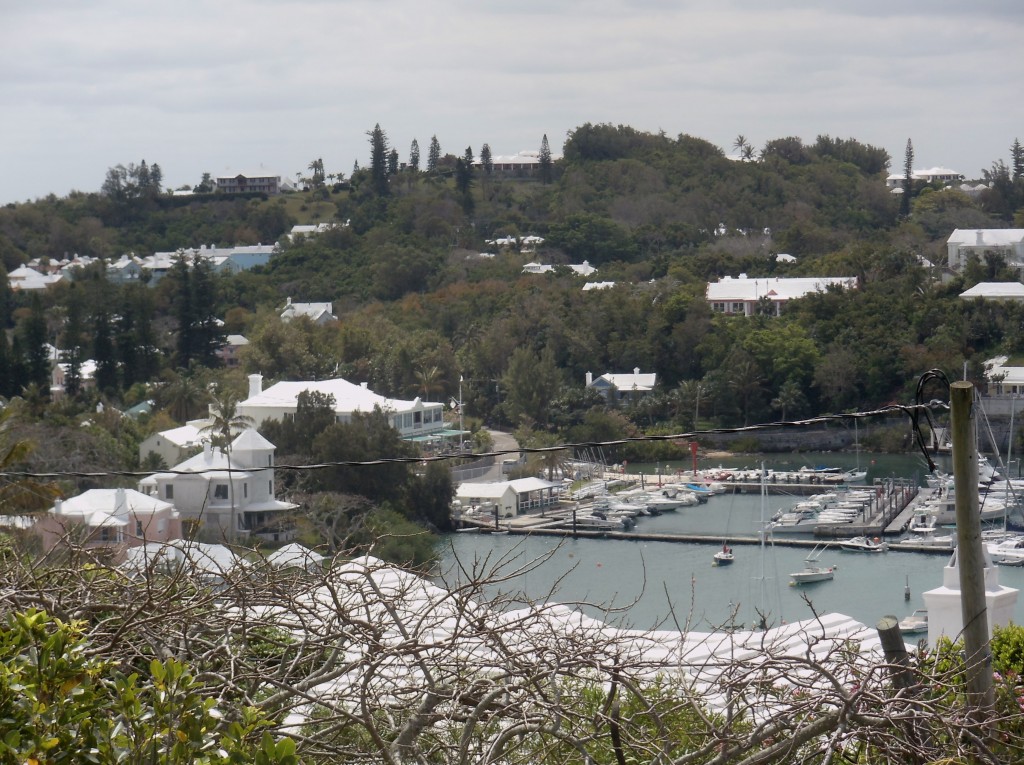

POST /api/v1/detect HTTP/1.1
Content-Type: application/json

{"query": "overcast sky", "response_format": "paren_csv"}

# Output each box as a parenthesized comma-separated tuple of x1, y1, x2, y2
(2, 0, 1022, 205)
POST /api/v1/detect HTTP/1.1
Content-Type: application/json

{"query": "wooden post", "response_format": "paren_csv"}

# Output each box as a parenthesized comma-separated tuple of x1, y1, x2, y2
(949, 381, 995, 714)
(875, 615, 915, 691)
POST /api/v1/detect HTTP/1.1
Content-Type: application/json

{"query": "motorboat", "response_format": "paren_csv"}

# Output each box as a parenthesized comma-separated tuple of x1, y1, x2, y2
(713, 543, 735, 566)
(838, 536, 888, 553)
(898, 609, 929, 635)
(789, 545, 835, 584)
(987, 535, 1024, 566)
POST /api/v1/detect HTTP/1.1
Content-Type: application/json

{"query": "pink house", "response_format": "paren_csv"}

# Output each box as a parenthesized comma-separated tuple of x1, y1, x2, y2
(36, 487, 182, 557)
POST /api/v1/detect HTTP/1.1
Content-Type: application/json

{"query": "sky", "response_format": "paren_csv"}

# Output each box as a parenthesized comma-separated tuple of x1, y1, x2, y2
(2, 0, 1023, 205)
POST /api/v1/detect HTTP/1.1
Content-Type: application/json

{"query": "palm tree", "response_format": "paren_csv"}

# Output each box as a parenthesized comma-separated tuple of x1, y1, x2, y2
(0, 400, 60, 515)
(411, 366, 444, 402)
(160, 372, 208, 423)
(200, 391, 255, 541)
(771, 379, 807, 422)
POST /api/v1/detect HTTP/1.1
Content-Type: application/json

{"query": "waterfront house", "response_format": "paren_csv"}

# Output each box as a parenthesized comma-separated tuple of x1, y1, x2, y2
(237, 374, 448, 442)
(455, 477, 563, 517)
(706, 274, 856, 316)
(36, 487, 182, 555)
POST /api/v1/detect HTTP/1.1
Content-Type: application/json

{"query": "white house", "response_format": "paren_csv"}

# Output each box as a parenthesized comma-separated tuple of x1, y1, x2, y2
(237, 374, 447, 441)
(958, 282, 1024, 301)
(706, 275, 857, 316)
(36, 487, 182, 555)
(138, 428, 297, 543)
(586, 369, 657, 401)
(886, 167, 965, 188)
(139, 419, 211, 467)
(280, 297, 337, 325)
(946, 229, 1024, 271)
(7, 264, 63, 291)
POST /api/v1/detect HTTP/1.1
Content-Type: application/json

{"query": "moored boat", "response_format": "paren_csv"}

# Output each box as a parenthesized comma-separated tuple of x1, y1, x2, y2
(898, 609, 928, 635)
(789, 544, 835, 584)
(838, 536, 888, 553)
(713, 543, 734, 566)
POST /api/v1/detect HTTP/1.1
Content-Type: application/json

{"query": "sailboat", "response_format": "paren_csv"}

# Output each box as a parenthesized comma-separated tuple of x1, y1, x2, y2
(842, 419, 867, 483)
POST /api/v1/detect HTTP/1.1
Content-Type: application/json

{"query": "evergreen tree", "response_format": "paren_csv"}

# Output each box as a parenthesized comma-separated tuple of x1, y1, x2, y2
(20, 294, 49, 396)
(388, 148, 399, 176)
(169, 254, 195, 369)
(92, 307, 117, 394)
(409, 139, 420, 172)
(189, 254, 224, 367)
(0, 327, 14, 399)
(149, 162, 163, 192)
(427, 135, 441, 173)
(455, 147, 475, 196)
(61, 286, 86, 398)
(539, 134, 553, 184)
(368, 123, 390, 196)
(900, 138, 914, 218)
(1012, 138, 1023, 184)
(480, 143, 493, 175)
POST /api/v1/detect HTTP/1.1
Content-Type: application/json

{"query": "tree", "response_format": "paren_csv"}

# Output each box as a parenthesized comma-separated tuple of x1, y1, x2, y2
(480, 143, 493, 175)
(539, 134, 553, 184)
(194, 171, 214, 193)
(455, 146, 475, 212)
(409, 138, 421, 172)
(770, 378, 808, 421)
(367, 123, 390, 196)
(427, 135, 441, 173)
(901, 138, 914, 218)
(0, 400, 60, 514)
(387, 147, 399, 176)
(501, 346, 562, 426)
(159, 370, 209, 422)
(201, 390, 256, 540)
(307, 157, 325, 186)
(19, 293, 50, 396)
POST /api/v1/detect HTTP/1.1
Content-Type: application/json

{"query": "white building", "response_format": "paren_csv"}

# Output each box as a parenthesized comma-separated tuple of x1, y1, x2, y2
(237, 374, 447, 441)
(138, 419, 211, 467)
(946, 229, 1024, 271)
(586, 369, 657, 401)
(706, 275, 857, 316)
(886, 167, 965, 188)
(922, 548, 1018, 648)
(280, 297, 337, 325)
(139, 428, 297, 543)
(958, 282, 1024, 301)
(36, 487, 182, 555)
(455, 477, 563, 517)
(7, 264, 63, 291)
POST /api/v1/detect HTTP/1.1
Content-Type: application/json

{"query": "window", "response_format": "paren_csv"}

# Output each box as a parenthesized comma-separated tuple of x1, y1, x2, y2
(243, 483, 248, 498)
(165, 485, 173, 500)
(136, 520, 144, 536)
(269, 480, 273, 494)
(214, 484, 229, 500)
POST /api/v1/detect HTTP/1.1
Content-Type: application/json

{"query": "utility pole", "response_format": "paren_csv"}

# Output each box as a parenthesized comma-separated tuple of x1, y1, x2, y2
(949, 381, 994, 715)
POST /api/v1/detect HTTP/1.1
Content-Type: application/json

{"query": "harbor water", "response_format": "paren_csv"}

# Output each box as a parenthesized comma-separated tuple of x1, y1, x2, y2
(439, 453, 1024, 632)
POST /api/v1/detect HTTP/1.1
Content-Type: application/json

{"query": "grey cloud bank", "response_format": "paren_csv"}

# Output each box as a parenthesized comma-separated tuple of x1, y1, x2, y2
(2, 0, 1022, 204)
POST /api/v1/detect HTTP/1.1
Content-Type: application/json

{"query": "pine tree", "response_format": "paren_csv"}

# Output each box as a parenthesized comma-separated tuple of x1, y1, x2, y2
(539, 134, 553, 184)
(92, 307, 117, 394)
(368, 124, 390, 196)
(1012, 138, 1023, 184)
(409, 139, 420, 172)
(190, 255, 224, 367)
(427, 135, 441, 173)
(61, 286, 86, 398)
(480, 143, 493, 175)
(900, 138, 914, 218)
(388, 148, 399, 176)
(20, 293, 49, 395)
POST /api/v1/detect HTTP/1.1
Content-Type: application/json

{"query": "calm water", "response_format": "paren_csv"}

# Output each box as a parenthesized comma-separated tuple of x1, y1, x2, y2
(438, 453, 1024, 631)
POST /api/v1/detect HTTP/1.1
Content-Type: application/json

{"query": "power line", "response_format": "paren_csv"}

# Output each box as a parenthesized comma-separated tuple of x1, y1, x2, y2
(0, 401, 948, 482)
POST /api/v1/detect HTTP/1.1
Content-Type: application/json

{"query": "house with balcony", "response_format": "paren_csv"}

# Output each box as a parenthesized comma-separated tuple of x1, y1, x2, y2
(36, 487, 182, 556)
(138, 428, 297, 543)
(214, 171, 282, 195)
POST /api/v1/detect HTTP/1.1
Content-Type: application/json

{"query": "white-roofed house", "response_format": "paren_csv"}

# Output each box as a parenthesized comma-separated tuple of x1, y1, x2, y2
(237, 373, 447, 442)
(946, 229, 1024, 271)
(216, 334, 249, 368)
(50, 359, 98, 400)
(586, 369, 657, 402)
(138, 428, 297, 543)
(706, 274, 857, 316)
(280, 297, 337, 325)
(36, 487, 182, 556)
(214, 171, 281, 195)
(138, 419, 212, 467)
(958, 282, 1024, 301)
(7, 264, 63, 291)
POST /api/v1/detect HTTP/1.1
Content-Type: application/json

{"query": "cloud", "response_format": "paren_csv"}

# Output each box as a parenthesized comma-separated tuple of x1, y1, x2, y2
(1, 0, 1022, 203)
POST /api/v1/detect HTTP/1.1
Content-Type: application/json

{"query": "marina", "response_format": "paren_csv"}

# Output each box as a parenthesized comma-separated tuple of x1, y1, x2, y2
(442, 452, 1024, 631)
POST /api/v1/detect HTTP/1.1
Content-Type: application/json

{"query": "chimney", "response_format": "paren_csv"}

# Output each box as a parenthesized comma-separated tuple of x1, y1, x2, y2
(55, 498, 63, 514)
(586, 371, 593, 386)
(248, 373, 263, 398)
(204, 441, 213, 462)
(361, 382, 368, 389)
(114, 487, 128, 517)
(976, 230, 984, 245)
(634, 367, 640, 376)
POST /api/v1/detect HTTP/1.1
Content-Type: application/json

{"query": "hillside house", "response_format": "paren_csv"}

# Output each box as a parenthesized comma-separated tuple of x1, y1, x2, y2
(138, 429, 297, 543)
(138, 419, 211, 467)
(36, 488, 182, 555)
(959, 282, 1024, 301)
(214, 171, 282, 195)
(237, 374, 448, 442)
(706, 275, 856, 316)
(946, 229, 1024, 271)
(280, 297, 337, 324)
(586, 369, 657, 401)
